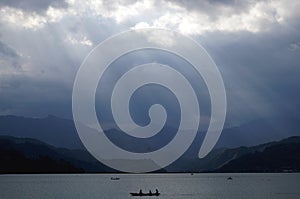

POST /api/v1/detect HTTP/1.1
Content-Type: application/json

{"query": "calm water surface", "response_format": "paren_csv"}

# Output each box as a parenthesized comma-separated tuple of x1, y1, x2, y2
(0, 173, 299, 199)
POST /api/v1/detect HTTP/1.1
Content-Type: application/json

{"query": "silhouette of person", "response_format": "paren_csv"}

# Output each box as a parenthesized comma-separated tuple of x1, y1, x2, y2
(139, 189, 142, 195)
(155, 189, 159, 194)
(149, 190, 152, 196)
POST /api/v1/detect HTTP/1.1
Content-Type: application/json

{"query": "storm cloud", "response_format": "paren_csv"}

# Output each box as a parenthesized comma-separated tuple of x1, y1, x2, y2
(0, 0, 68, 13)
(0, 0, 299, 131)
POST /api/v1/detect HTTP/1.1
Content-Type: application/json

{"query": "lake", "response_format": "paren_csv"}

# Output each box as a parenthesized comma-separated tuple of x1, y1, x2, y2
(0, 173, 299, 199)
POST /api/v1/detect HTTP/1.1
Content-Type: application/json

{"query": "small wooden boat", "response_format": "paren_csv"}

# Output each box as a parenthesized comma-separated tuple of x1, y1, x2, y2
(130, 190, 160, 197)
(110, 177, 120, 180)
(130, 192, 160, 197)
(227, 176, 232, 180)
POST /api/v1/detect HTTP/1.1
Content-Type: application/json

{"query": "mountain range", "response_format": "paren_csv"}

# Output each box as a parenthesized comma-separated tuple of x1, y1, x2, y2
(166, 136, 300, 172)
(0, 115, 299, 173)
(0, 135, 116, 174)
(0, 115, 299, 150)
(0, 135, 299, 173)
(0, 115, 85, 149)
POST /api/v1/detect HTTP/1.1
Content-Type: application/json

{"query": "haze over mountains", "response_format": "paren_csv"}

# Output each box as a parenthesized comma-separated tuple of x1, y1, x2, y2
(0, 115, 84, 149)
(0, 115, 299, 151)
(1, 134, 299, 173)
(0, 114, 299, 173)
(0, 135, 115, 173)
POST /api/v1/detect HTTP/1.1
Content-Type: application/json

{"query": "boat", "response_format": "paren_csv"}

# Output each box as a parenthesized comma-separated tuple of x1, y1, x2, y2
(130, 192, 160, 197)
(130, 190, 160, 197)
(227, 176, 232, 180)
(110, 177, 120, 180)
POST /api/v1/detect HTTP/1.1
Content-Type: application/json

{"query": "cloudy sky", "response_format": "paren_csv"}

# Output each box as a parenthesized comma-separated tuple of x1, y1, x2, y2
(0, 0, 299, 129)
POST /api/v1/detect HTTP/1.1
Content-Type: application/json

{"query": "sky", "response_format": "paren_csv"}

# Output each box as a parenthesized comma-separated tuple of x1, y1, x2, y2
(0, 0, 299, 129)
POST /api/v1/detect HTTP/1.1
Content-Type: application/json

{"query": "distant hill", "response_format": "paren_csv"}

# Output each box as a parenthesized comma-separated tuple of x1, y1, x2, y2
(0, 114, 299, 173)
(0, 115, 84, 149)
(166, 136, 300, 172)
(0, 135, 299, 173)
(0, 136, 116, 174)
(216, 117, 300, 148)
(216, 136, 300, 172)
(0, 115, 299, 151)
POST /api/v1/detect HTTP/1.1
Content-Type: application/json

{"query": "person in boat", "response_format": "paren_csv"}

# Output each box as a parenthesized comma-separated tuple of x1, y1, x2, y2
(149, 190, 152, 196)
(139, 189, 142, 195)
(155, 189, 159, 195)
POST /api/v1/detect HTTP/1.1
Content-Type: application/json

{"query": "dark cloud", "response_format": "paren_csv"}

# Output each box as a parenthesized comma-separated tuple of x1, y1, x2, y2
(0, 0, 68, 13)
(0, 0, 299, 132)
(197, 19, 300, 125)
(0, 40, 19, 58)
(165, 0, 256, 20)
(0, 13, 121, 118)
(0, 73, 73, 118)
(0, 40, 22, 70)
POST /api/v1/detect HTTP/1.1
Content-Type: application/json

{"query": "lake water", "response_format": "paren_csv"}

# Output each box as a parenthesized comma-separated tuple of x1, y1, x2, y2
(0, 173, 299, 199)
